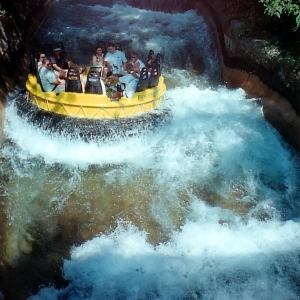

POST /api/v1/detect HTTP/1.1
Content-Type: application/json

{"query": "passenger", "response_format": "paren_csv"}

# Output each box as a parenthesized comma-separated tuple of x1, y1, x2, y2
(146, 50, 155, 69)
(79, 66, 87, 92)
(145, 50, 161, 76)
(104, 42, 127, 77)
(108, 51, 145, 101)
(39, 58, 65, 93)
(37, 52, 46, 71)
(91, 46, 105, 67)
(126, 51, 145, 78)
(50, 44, 76, 79)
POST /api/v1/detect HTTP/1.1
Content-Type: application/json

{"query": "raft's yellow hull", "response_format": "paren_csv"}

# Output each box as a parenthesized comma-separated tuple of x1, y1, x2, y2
(25, 74, 166, 119)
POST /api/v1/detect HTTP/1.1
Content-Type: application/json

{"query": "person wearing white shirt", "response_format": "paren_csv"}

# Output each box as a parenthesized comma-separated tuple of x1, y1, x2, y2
(108, 51, 145, 100)
(91, 46, 105, 67)
(104, 42, 127, 75)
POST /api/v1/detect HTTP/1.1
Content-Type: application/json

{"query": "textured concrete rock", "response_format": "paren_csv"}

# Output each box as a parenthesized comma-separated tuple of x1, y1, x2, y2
(0, 0, 49, 100)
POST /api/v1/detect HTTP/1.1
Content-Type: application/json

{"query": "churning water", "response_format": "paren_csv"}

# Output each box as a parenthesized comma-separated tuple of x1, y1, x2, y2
(1, 1, 300, 299)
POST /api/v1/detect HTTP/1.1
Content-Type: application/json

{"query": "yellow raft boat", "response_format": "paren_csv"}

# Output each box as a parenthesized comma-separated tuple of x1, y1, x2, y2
(25, 66, 166, 119)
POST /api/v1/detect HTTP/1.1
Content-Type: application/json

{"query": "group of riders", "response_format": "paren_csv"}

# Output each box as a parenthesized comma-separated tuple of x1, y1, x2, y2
(36, 41, 161, 101)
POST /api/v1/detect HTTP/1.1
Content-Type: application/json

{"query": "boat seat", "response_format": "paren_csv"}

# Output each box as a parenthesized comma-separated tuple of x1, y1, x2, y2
(148, 61, 160, 88)
(135, 67, 149, 92)
(146, 50, 155, 68)
(65, 66, 82, 93)
(30, 51, 38, 77)
(85, 67, 103, 94)
(155, 53, 162, 76)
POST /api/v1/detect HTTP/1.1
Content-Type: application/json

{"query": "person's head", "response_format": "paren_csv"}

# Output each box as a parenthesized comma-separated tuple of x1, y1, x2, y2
(107, 42, 116, 53)
(53, 46, 62, 57)
(38, 52, 46, 61)
(42, 58, 52, 69)
(95, 47, 103, 55)
(130, 51, 139, 62)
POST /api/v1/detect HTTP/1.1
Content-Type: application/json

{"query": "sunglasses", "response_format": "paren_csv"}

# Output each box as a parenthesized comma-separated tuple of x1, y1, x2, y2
(131, 56, 137, 58)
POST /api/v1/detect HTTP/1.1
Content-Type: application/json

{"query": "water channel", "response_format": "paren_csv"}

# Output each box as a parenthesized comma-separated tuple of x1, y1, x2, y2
(1, 1, 300, 299)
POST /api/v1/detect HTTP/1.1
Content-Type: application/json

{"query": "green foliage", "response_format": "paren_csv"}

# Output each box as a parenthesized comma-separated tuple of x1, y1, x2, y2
(263, 34, 300, 67)
(259, 0, 300, 30)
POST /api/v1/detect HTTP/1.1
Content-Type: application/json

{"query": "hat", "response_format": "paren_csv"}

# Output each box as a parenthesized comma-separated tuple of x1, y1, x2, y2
(54, 47, 62, 51)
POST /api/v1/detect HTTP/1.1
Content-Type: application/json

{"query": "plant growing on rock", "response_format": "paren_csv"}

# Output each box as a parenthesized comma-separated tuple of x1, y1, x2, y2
(259, 0, 300, 30)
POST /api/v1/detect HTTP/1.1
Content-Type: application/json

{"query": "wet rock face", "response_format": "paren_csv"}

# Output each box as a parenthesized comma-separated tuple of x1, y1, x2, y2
(198, 0, 300, 152)
(0, 0, 49, 101)
(224, 20, 300, 113)
(201, 0, 300, 114)
(0, 16, 24, 99)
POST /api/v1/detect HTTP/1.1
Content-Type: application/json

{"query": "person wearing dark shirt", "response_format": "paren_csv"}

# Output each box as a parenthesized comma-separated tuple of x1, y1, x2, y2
(50, 45, 76, 79)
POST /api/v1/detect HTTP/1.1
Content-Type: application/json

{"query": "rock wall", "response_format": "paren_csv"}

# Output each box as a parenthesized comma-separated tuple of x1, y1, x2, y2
(0, 0, 50, 140)
(194, 0, 300, 152)
(0, 0, 50, 101)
